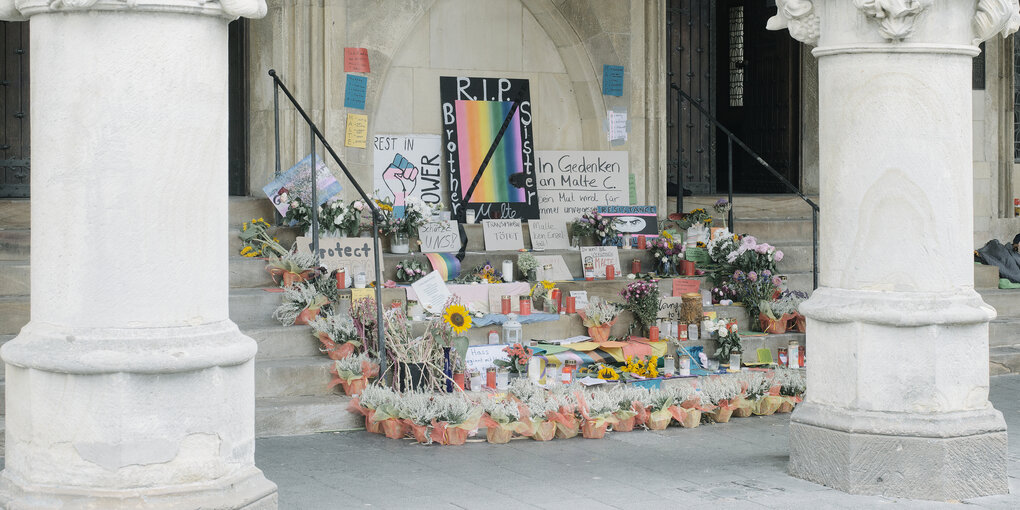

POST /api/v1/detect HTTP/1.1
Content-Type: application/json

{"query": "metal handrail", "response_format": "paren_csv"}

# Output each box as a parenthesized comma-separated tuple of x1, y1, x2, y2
(670, 83, 819, 289)
(269, 69, 387, 373)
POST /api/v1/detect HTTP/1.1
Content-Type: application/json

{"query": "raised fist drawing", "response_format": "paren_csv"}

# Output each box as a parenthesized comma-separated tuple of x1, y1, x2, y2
(382, 153, 419, 207)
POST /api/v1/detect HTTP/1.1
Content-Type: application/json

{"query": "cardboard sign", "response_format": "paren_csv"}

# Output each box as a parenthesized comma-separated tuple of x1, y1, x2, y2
(534, 255, 573, 281)
(579, 246, 621, 278)
(296, 237, 383, 285)
(344, 47, 370, 73)
(657, 296, 684, 320)
(440, 76, 539, 221)
(528, 219, 570, 250)
(597, 205, 658, 237)
(419, 220, 461, 253)
(410, 270, 451, 314)
(672, 278, 701, 297)
(482, 219, 525, 251)
(535, 151, 629, 220)
(345, 113, 368, 148)
(372, 134, 444, 210)
(466, 344, 511, 371)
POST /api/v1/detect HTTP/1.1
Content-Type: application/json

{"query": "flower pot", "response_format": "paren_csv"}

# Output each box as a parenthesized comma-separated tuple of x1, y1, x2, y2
(581, 420, 609, 439)
(647, 413, 672, 430)
(759, 313, 788, 334)
(339, 376, 367, 397)
(587, 324, 612, 343)
(788, 312, 806, 333)
(532, 421, 557, 441)
(553, 422, 579, 440)
(382, 419, 405, 439)
(679, 409, 702, 428)
(407, 422, 430, 443)
(390, 232, 410, 254)
(708, 407, 733, 423)
(365, 413, 381, 434)
(318, 333, 356, 360)
(294, 307, 321, 326)
(445, 427, 469, 445)
(486, 426, 512, 444)
(397, 362, 428, 392)
(751, 396, 783, 416)
(777, 401, 795, 413)
(613, 415, 636, 432)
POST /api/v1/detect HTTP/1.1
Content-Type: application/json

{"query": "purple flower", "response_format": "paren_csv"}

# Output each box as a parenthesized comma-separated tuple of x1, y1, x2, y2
(748, 271, 758, 282)
(715, 198, 729, 207)
(755, 244, 769, 254)
(772, 276, 783, 287)
(774, 250, 784, 262)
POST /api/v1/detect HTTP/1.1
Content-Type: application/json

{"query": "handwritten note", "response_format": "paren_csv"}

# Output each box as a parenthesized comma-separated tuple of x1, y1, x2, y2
(345, 113, 368, 148)
(535, 151, 629, 220)
(602, 65, 624, 96)
(657, 296, 684, 320)
(607, 110, 628, 143)
(466, 344, 511, 371)
(344, 75, 368, 109)
(570, 290, 589, 310)
(344, 47, 370, 73)
(296, 236, 383, 280)
(579, 246, 621, 278)
(672, 278, 701, 297)
(528, 219, 570, 250)
(482, 219, 524, 251)
(418, 220, 461, 253)
(410, 270, 451, 314)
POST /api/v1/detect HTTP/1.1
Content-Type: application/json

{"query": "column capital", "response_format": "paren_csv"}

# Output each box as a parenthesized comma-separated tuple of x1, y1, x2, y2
(767, 0, 1020, 50)
(0, 0, 266, 22)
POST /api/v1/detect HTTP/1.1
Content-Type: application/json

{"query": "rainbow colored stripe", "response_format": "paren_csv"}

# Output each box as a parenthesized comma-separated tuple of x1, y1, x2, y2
(425, 252, 461, 282)
(454, 100, 525, 203)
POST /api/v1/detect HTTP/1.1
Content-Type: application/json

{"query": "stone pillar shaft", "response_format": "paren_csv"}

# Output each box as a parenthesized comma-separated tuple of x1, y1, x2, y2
(0, 1, 276, 508)
(768, 0, 1019, 500)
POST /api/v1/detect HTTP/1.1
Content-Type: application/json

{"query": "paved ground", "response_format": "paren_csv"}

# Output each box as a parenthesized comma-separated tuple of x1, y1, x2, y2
(255, 375, 1020, 509)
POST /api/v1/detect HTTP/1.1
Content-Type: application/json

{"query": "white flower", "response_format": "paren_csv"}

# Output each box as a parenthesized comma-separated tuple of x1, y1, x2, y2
(730, 323, 739, 334)
(333, 216, 342, 225)
(661, 256, 667, 262)
(290, 201, 299, 209)
(354, 201, 365, 211)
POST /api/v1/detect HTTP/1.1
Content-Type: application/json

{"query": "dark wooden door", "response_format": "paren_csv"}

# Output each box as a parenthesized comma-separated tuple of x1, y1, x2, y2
(667, 0, 715, 197)
(1, 21, 29, 198)
(228, 19, 249, 196)
(716, 0, 800, 194)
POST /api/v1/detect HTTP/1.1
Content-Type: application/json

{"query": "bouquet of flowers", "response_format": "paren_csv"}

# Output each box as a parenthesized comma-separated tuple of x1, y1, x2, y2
(495, 343, 533, 374)
(309, 313, 363, 359)
(705, 318, 741, 360)
(393, 258, 427, 284)
(317, 198, 365, 236)
(620, 279, 660, 336)
(273, 282, 329, 326)
(647, 232, 684, 274)
(707, 229, 740, 265)
(731, 268, 783, 330)
(725, 235, 783, 274)
(376, 196, 436, 238)
(618, 355, 659, 380)
(517, 252, 539, 280)
(283, 196, 313, 231)
(238, 217, 284, 258)
(713, 198, 732, 216)
(677, 207, 712, 230)
(580, 209, 620, 246)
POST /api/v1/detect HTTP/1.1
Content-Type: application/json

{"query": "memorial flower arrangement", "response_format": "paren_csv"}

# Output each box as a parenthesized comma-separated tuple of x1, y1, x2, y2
(648, 231, 684, 274)
(706, 318, 741, 359)
(701, 376, 744, 423)
(351, 385, 399, 434)
(265, 251, 319, 288)
(582, 209, 621, 246)
(430, 394, 484, 445)
(309, 313, 363, 359)
(595, 364, 621, 381)
(328, 352, 380, 396)
(576, 390, 619, 439)
(238, 217, 282, 258)
(713, 198, 732, 216)
(283, 196, 313, 231)
(377, 196, 437, 237)
(579, 297, 620, 342)
(273, 282, 329, 326)
(442, 303, 473, 335)
(351, 295, 378, 349)
(517, 252, 539, 281)
(726, 235, 783, 274)
(618, 355, 659, 380)
(317, 198, 364, 237)
(677, 207, 712, 230)
(620, 279, 660, 336)
(393, 258, 427, 284)
(481, 399, 525, 444)
(707, 229, 741, 265)
(452, 262, 502, 284)
(495, 343, 533, 374)
(398, 391, 441, 443)
(731, 268, 783, 330)
(773, 367, 807, 412)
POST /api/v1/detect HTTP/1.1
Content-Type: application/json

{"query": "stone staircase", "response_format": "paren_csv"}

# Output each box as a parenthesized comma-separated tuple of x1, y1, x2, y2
(2, 194, 1014, 436)
(980, 263, 1020, 375)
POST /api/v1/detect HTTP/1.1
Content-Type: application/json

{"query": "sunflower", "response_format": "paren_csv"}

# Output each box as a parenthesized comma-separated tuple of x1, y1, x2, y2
(443, 304, 472, 335)
(597, 365, 620, 381)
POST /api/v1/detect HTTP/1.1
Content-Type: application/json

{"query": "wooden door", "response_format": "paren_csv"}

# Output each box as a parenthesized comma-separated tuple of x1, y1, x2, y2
(667, 0, 715, 197)
(716, 0, 800, 193)
(0, 21, 29, 198)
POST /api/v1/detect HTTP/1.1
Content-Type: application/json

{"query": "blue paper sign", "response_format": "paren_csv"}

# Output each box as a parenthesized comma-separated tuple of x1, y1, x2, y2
(344, 74, 368, 109)
(602, 65, 624, 97)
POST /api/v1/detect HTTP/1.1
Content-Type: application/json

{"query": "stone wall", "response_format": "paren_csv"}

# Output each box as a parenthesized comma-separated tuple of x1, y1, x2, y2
(246, 0, 666, 213)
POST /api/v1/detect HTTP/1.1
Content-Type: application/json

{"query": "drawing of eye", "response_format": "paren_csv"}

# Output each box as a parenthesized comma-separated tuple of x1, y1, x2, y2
(616, 216, 646, 233)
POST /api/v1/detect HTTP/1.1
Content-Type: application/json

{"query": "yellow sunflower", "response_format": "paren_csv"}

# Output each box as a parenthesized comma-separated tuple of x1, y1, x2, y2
(597, 365, 620, 381)
(375, 200, 394, 212)
(443, 304, 472, 335)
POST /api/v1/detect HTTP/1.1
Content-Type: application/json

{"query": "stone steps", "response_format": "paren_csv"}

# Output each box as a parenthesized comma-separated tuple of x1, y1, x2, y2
(729, 217, 814, 245)
(0, 199, 30, 229)
(975, 264, 1000, 289)
(669, 194, 819, 220)
(255, 395, 361, 438)
(0, 295, 29, 335)
(979, 289, 1020, 317)
(254, 357, 337, 399)
(0, 260, 30, 296)
(0, 229, 30, 261)
(247, 324, 322, 360)
(989, 319, 1020, 348)
(989, 345, 1020, 376)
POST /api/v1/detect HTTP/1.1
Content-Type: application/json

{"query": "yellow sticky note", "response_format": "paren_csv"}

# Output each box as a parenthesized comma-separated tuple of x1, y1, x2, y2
(351, 287, 374, 305)
(345, 113, 368, 148)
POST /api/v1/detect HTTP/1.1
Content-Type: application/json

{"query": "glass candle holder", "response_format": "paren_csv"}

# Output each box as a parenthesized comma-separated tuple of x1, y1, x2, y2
(728, 351, 741, 372)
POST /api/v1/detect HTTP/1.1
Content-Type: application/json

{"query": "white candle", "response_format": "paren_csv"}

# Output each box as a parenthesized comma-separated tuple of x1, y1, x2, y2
(502, 260, 513, 282)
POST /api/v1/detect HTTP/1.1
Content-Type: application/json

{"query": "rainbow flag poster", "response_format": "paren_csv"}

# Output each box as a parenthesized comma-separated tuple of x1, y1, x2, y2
(440, 76, 539, 221)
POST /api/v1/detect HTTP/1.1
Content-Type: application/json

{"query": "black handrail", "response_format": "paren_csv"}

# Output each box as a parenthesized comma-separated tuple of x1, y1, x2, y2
(269, 69, 387, 374)
(670, 83, 819, 290)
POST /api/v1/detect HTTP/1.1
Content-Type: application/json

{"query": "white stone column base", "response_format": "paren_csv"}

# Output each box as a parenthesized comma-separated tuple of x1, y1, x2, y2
(790, 402, 1008, 500)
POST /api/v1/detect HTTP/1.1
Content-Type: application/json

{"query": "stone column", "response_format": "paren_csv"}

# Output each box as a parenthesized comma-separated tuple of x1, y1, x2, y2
(0, 1, 276, 508)
(767, 0, 1019, 500)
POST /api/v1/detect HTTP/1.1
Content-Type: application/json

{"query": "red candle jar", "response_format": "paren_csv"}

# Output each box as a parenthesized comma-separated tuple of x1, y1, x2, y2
(519, 296, 531, 316)
(638, 235, 647, 249)
(453, 371, 465, 391)
(606, 265, 615, 280)
(648, 326, 659, 342)
(335, 269, 346, 289)
(799, 346, 806, 367)
(680, 260, 696, 276)
(501, 295, 512, 315)
(486, 367, 497, 389)
(566, 296, 576, 314)
(548, 289, 560, 313)
(631, 259, 641, 274)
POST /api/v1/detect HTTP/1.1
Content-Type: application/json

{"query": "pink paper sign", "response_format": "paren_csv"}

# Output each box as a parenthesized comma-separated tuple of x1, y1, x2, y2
(344, 47, 370, 73)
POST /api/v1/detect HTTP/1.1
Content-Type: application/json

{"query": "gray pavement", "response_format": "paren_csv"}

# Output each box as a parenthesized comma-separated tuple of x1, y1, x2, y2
(255, 375, 1020, 509)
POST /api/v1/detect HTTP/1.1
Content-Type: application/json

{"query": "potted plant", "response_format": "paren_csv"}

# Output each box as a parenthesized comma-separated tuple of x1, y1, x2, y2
(677, 207, 712, 248)
(610, 386, 647, 432)
(577, 391, 619, 439)
(430, 394, 483, 446)
(309, 313, 362, 359)
(648, 233, 683, 276)
(481, 399, 522, 444)
(759, 300, 792, 334)
(670, 384, 706, 428)
(706, 318, 742, 367)
(265, 251, 319, 288)
(385, 308, 438, 392)
(546, 388, 581, 439)
(740, 371, 782, 416)
(273, 282, 329, 326)
(700, 376, 743, 423)
(621, 279, 660, 337)
(327, 353, 379, 396)
(647, 390, 677, 430)
(495, 343, 533, 375)
(355, 385, 398, 435)
(775, 367, 807, 413)
(570, 216, 595, 247)
(578, 297, 620, 343)
(777, 290, 808, 333)
(398, 391, 438, 444)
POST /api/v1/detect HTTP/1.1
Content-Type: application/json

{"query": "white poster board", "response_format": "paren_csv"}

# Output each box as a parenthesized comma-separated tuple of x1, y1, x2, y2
(535, 151, 629, 220)
(409, 270, 451, 314)
(296, 236, 382, 287)
(482, 219, 525, 251)
(372, 134, 444, 210)
(528, 219, 570, 250)
(419, 220, 461, 253)
(579, 246, 621, 278)
(534, 255, 574, 281)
